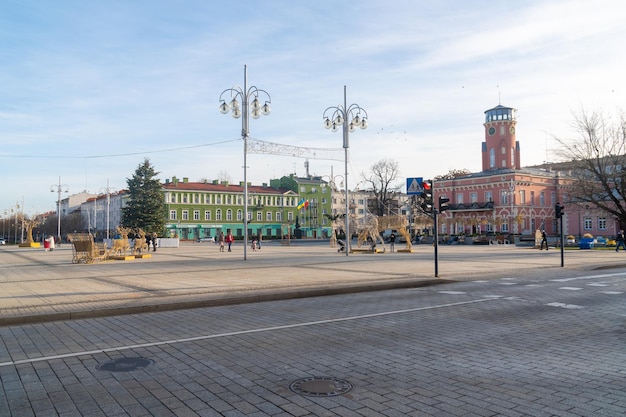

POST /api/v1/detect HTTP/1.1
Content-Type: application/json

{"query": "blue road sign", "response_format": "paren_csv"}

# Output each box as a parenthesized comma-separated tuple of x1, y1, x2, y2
(406, 177, 424, 195)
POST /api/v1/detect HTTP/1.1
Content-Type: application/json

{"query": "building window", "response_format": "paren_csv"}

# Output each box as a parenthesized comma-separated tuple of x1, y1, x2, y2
(194, 195, 199, 204)
(530, 191, 535, 206)
(182, 210, 189, 220)
(519, 190, 525, 205)
(170, 194, 176, 203)
(276, 211, 282, 221)
(598, 217, 607, 230)
(193, 210, 200, 220)
(257, 211, 262, 221)
(500, 190, 508, 205)
(170, 210, 177, 220)
(226, 209, 232, 221)
(456, 193, 463, 204)
(490, 148, 495, 168)
(288, 212, 294, 221)
(266, 212, 272, 221)
(204, 211, 211, 221)
(470, 192, 477, 204)
(485, 191, 492, 202)
(584, 217, 592, 230)
(237, 209, 242, 221)
(540, 192, 545, 206)
(216, 209, 222, 220)
(502, 223, 509, 232)
(247, 211, 252, 221)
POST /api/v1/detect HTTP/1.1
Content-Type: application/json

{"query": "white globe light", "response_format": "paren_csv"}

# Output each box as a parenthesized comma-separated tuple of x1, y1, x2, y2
(232, 108, 242, 119)
(323, 118, 332, 129)
(229, 98, 240, 110)
(334, 115, 343, 125)
(251, 97, 261, 110)
(331, 123, 338, 132)
(251, 109, 261, 119)
(261, 103, 271, 115)
(360, 118, 368, 129)
(219, 102, 229, 114)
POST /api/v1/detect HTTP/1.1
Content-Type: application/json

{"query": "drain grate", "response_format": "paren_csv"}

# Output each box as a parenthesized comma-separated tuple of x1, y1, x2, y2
(289, 376, 353, 397)
(96, 357, 154, 372)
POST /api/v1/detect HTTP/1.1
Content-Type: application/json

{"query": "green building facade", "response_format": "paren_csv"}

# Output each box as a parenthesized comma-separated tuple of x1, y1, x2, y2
(162, 177, 298, 240)
(269, 175, 333, 238)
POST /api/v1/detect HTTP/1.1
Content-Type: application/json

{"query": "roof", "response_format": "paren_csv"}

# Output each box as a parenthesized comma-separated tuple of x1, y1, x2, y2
(162, 181, 292, 195)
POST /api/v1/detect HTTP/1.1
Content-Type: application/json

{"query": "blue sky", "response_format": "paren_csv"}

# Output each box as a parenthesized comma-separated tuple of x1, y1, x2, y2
(1, 0, 625, 214)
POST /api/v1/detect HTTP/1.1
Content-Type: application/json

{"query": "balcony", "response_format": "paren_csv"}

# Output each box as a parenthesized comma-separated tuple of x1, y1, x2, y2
(447, 201, 494, 212)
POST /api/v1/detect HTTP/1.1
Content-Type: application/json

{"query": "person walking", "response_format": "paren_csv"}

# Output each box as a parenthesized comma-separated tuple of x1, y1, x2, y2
(225, 231, 234, 252)
(218, 232, 225, 252)
(389, 232, 396, 252)
(540, 230, 548, 250)
(152, 232, 158, 252)
(616, 230, 626, 252)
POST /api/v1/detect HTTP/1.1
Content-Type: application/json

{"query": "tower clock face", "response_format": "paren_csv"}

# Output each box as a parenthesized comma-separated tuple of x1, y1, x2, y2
(488, 127, 496, 136)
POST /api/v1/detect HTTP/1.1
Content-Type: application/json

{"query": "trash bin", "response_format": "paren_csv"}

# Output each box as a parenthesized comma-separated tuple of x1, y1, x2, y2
(579, 238, 594, 249)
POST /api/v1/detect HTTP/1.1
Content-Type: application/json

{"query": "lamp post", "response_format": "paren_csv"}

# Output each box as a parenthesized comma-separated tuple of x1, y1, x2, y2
(50, 177, 69, 242)
(323, 86, 368, 256)
(219, 65, 271, 260)
(99, 179, 116, 242)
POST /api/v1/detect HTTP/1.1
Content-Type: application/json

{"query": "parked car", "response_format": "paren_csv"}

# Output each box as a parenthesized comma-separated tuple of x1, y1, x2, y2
(0, 238, 6, 245)
(197, 236, 215, 243)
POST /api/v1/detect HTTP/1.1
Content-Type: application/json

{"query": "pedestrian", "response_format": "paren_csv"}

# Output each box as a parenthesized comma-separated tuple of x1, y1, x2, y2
(47, 235, 55, 252)
(389, 232, 396, 252)
(225, 230, 234, 252)
(152, 232, 158, 252)
(616, 230, 626, 252)
(540, 230, 548, 250)
(218, 232, 225, 252)
(146, 233, 152, 250)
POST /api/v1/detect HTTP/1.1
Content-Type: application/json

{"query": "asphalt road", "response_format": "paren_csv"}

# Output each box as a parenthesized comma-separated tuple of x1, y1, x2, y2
(0, 243, 624, 416)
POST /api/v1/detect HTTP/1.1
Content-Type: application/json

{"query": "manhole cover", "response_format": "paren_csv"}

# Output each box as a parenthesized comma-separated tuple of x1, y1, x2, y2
(289, 376, 353, 397)
(96, 357, 154, 372)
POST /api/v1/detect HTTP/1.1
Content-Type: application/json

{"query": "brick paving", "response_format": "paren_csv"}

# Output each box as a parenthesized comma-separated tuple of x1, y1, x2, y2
(0, 242, 625, 416)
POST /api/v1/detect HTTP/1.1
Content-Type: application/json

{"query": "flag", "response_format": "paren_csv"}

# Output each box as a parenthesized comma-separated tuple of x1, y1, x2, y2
(297, 198, 306, 210)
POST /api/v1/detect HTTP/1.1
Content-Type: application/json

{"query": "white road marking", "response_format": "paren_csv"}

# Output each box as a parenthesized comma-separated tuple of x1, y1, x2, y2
(601, 291, 623, 295)
(559, 287, 583, 291)
(546, 302, 584, 309)
(0, 297, 499, 368)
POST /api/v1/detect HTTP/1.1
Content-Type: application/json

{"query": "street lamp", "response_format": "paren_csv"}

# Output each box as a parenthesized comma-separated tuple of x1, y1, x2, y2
(323, 86, 368, 256)
(50, 176, 69, 242)
(219, 65, 271, 260)
(99, 179, 116, 242)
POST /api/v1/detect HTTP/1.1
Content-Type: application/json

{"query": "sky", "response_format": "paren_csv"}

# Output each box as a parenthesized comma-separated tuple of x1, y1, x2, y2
(1, 0, 625, 215)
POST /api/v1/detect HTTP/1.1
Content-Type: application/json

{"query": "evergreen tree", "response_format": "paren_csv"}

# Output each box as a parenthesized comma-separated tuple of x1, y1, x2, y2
(122, 158, 166, 235)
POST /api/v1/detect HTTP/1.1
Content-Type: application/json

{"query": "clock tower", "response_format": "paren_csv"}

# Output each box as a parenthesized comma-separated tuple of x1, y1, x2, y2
(481, 104, 520, 171)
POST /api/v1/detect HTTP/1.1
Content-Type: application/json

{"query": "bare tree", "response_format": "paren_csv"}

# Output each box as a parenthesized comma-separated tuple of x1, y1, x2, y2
(364, 158, 401, 216)
(554, 108, 626, 226)
(434, 168, 472, 181)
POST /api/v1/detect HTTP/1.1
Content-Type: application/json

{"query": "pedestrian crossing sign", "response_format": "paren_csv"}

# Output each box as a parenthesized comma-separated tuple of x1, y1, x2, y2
(406, 177, 424, 195)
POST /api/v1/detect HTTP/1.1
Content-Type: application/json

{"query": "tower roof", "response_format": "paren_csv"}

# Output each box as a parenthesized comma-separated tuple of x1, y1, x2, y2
(484, 104, 517, 123)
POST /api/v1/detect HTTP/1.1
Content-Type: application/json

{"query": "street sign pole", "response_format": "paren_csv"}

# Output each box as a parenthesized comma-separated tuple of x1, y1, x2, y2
(434, 208, 439, 277)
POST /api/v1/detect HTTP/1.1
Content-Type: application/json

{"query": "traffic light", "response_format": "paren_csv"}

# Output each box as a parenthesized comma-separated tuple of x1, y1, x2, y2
(439, 196, 450, 213)
(420, 180, 433, 214)
(555, 203, 564, 219)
